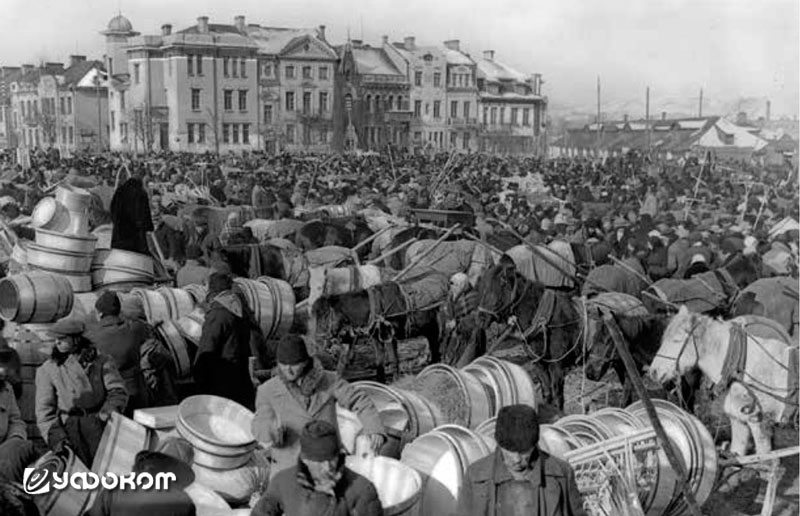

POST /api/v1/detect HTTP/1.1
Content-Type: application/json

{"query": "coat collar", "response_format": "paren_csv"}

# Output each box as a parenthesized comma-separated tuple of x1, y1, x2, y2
(99, 315, 123, 327)
(474, 448, 565, 486)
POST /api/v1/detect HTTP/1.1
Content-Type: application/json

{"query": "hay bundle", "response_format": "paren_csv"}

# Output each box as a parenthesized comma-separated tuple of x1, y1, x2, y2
(392, 371, 468, 427)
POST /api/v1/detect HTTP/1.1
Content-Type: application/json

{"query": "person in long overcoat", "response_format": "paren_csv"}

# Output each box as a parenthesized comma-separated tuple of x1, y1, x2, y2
(0, 377, 39, 483)
(252, 420, 383, 516)
(193, 271, 261, 410)
(110, 176, 153, 255)
(251, 336, 385, 480)
(35, 320, 128, 466)
(455, 405, 586, 516)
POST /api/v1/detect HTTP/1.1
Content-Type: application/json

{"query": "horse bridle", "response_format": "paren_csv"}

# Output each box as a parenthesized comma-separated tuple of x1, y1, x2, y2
(477, 271, 530, 321)
(654, 319, 702, 373)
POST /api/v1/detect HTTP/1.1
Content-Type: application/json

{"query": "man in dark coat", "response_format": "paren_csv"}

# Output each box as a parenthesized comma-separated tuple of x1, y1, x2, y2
(110, 176, 153, 254)
(193, 271, 261, 409)
(455, 405, 586, 516)
(252, 420, 383, 516)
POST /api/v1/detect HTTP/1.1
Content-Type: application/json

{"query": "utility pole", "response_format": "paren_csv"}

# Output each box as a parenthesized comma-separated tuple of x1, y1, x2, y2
(698, 88, 703, 117)
(595, 75, 601, 153)
(645, 86, 650, 155)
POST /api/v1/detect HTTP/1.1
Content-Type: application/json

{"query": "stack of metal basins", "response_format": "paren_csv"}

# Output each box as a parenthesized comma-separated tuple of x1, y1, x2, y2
(28, 185, 97, 293)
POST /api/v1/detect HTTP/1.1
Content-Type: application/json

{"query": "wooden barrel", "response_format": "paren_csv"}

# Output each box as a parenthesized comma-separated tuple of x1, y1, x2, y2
(554, 414, 616, 446)
(0, 272, 74, 323)
(416, 364, 493, 429)
(346, 456, 423, 516)
(176, 308, 205, 345)
(462, 356, 537, 415)
(55, 185, 91, 235)
(155, 320, 195, 380)
(192, 452, 270, 504)
(184, 482, 232, 516)
(91, 412, 151, 475)
(394, 387, 444, 439)
(350, 382, 418, 457)
(475, 418, 581, 459)
(158, 287, 196, 320)
(233, 277, 295, 340)
(31, 197, 71, 233)
(31, 449, 93, 516)
(184, 284, 209, 304)
(26, 243, 94, 273)
(134, 288, 172, 326)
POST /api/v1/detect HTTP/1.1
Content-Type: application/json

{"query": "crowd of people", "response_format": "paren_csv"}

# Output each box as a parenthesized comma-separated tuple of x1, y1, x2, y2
(0, 147, 796, 516)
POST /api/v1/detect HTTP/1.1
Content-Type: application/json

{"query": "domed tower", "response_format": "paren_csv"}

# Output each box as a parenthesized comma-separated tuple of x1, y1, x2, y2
(101, 14, 139, 77)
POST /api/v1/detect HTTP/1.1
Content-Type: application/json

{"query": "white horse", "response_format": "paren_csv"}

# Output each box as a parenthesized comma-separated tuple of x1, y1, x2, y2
(649, 305, 798, 456)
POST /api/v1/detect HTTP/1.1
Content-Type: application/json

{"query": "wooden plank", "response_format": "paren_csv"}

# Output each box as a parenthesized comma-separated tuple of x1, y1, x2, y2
(760, 463, 784, 516)
(601, 310, 703, 516)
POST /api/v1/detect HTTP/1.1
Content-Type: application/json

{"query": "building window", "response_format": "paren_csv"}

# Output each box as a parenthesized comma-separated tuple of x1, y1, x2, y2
(232, 59, 238, 78)
(191, 89, 201, 111)
(463, 101, 470, 120)
(319, 67, 328, 80)
(120, 123, 127, 142)
(232, 124, 239, 144)
(110, 111, 115, 129)
(499, 107, 505, 125)
(434, 72, 441, 87)
(285, 91, 295, 111)
(414, 131, 421, 141)
(59, 98, 65, 115)
(285, 66, 295, 79)
(319, 92, 328, 113)
(523, 108, 530, 126)
(286, 124, 295, 143)
(242, 124, 249, 144)
(187, 56, 193, 76)
(198, 123, 205, 143)
(223, 58, 230, 77)
(196, 55, 203, 75)
(302, 66, 312, 79)
(450, 132, 457, 147)
(433, 101, 441, 119)
(224, 90, 233, 111)
(264, 104, 273, 124)
(511, 108, 518, 126)
(68, 126, 73, 144)
(187, 123, 195, 144)
(222, 124, 230, 143)
(302, 92, 311, 114)
(67, 97, 72, 115)
(490, 107, 497, 124)
(365, 95, 372, 113)
(397, 96, 403, 111)
(134, 64, 140, 84)
(263, 63, 273, 77)
(240, 59, 246, 78)
(61, 126, 66, 143)
(238, 90, 247, 111)
(414, 71, 422, 86)
(118, 92, 123, 111)
(450, 101, 458, 118)
(463, 132, 470, 149)
(414, 100, 421, 118)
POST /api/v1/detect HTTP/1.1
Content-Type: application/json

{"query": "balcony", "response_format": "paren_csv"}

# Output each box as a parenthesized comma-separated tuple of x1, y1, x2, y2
(447, 117, 478, 127)
(384, 110, 413, 122)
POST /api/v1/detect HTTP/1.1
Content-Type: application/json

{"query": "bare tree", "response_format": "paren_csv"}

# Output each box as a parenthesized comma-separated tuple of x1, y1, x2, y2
(36, 110, 57, 147)
(205, 107, 220, 155)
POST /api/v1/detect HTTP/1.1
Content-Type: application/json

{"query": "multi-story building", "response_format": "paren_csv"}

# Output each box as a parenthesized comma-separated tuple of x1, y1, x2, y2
(246, 24, 337, 153)
(442, 40, 480, 152)
(104, 15, 260, 153)
(333, 39, 411, 152)
(384, 37, 448, 152)
(475, 50, 546, 155)
(0, 67, 21, 149)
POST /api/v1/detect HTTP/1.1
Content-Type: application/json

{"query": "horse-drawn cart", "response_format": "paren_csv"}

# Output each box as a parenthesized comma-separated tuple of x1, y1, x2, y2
(409, 209, 474, 229)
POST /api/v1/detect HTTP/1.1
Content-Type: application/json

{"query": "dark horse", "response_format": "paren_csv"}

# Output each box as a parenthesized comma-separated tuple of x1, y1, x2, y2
(383, 226, 443, 270)
(477, 259, 583, 409)
(583, 310, 703, 409)
(309, 282, 441, 383)
(213, 243, 312, 300)
(295, 218, 374, 261)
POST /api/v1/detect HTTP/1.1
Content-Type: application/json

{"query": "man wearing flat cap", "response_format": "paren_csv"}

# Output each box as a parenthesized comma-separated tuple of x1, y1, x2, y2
(252, 335, 384, 480)
(84, 291, 150, 414)
(456, 404, 586, 516)
(252, 420, 382, 516)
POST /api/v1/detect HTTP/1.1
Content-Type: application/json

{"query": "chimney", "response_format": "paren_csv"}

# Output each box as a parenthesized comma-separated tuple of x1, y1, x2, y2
(444, 40, 460, 51)
(382, 35, 389, 46)
(317, 25, 327, 41)
(483, 50, 495, 61)
(69, 55, 86, 67)
(197, 16, 209, 34)
(161, 24, 172, 36)
(234, 16, 245, 32)
(404, 36, 415, 50)
(766, 100, 771, 121)
(532, 73, 542, 95)
(661, 111, 667, 121)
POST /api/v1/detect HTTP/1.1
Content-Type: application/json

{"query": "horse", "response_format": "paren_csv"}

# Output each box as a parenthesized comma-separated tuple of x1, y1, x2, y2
(476, 260, 583, 409)
(309, 271, 446, 383)
(643, 252, 762, 315)
(383, 226, 442, 269)
(649, 305, 799, 456)
(730, 276, 799, 337)
(582, 257, 649, 299)
(295, 218, 373, 258)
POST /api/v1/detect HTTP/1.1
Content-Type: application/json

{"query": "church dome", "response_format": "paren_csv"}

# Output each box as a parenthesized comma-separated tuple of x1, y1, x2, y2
(107, 14, 134, 33)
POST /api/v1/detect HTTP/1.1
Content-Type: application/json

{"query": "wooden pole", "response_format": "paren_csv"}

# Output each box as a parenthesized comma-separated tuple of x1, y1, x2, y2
(350, 224, 394, 256)
(601, 310, 704, 516)
(393, 224, 460, 282)
(608, 255, 653, 286)
(595, 76, 601, 153)
(646, 86, 651, 155)
(366, 236, 418, 266)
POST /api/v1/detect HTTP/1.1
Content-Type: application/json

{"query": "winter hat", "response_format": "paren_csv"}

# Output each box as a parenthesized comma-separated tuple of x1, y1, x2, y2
(95, 290, 121, 317)
(277, 335, 311, 365)
(207, 271, 233, 297)
(495, 404, 540, 453)
(300, 420, 341, 461)
(46, 319, 85, 339)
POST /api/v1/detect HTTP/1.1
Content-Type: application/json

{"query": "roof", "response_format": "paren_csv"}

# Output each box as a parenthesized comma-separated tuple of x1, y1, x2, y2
(476, 57, 527, 83)
(246, 26, 318, 55)
(63, 60, 105, 87)
(443, 48, 473, 66)
(107, 14, 134, 33)
(178, 23, 242, 35)
(352, 46, 404, 76)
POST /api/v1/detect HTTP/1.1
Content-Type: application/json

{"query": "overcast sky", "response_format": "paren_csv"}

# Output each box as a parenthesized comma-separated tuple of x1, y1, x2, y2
(2, 0, 797, 117)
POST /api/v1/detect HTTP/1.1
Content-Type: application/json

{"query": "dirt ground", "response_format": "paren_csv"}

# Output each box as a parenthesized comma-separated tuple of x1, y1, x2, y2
(492, 342, 799, 516)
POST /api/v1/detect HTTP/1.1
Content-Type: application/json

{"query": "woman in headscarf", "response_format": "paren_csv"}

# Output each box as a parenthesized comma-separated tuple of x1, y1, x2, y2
(35, 320, 128, 466)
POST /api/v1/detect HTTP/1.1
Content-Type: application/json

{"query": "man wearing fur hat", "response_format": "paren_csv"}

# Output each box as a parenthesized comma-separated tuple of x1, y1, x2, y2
(252, 336, 384, 480)
(194, 271, 262, 410)
(456, 404, 586, 516)
(252, 420, 382, 516)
